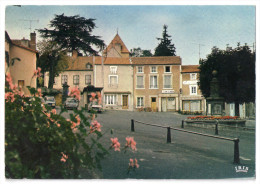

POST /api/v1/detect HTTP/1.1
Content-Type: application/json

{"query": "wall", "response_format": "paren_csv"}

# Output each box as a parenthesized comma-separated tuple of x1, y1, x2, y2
(9, 45, 37, 95)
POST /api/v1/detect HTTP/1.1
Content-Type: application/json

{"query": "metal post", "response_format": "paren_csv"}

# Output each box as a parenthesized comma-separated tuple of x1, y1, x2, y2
(181, 120, 184, 128)
(131, 119, 135, 132)
(167, 127, 171, 143)
(234, 138, 240, 164)
(215, 121, 219, 135)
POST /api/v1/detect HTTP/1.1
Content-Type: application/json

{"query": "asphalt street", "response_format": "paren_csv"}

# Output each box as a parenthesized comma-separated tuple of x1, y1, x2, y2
(60, 109, 256, 179)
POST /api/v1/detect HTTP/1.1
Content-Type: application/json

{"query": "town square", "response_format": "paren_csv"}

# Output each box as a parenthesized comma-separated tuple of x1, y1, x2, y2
(1, 1, 258, 183)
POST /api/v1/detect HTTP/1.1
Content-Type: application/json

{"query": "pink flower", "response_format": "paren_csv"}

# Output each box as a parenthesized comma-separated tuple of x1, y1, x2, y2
(75, 115, 80, 126)
(134, 158, 139, 168)
(90, 120, 102, 133)
(129, 158, 134, 167)
(125, 137, 137, 151)
(128, 158, 139, 169)
(51, 109, 57, 115)
(33, 67, 42, 78)
(6, 73, 12, 84)
(5, 92, 15, 102)
(60, 152, 68, 162)
(36, 88, 42, 97)
(69, 86, 80, 100)
(110, 137, 121, 151)
(91, 92, 96, 98)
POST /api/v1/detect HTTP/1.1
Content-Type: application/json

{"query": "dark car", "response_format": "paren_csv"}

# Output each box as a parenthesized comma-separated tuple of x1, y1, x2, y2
(44, 96, 56, 108)
(64, 98, 79, 110)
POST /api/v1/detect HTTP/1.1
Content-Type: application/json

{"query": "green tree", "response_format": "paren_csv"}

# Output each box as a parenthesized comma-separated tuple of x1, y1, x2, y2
(154, 25, 176, 56)
(37, 39, 69, 89)
(199, 44, 255, 115)
(38, 14, 105, 56)
(130, 47, 153, 57)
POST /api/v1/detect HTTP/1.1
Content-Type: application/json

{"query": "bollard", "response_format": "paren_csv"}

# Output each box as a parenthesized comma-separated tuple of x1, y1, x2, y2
(131, 119, 135, 132)
(215, 121, 219, 135)
(233, 138, 240, 164)
(167, 127, 171, 143)
(181, 120, 184, 128)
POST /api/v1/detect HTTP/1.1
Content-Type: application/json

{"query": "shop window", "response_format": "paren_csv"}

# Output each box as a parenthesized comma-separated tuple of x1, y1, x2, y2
(105, 94, 117, 105)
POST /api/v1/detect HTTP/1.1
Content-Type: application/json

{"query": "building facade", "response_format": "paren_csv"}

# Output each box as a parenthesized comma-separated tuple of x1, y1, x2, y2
(180, 65, 206, 113)
(5, 31, 37, 95)
(132, 57, 182, 112)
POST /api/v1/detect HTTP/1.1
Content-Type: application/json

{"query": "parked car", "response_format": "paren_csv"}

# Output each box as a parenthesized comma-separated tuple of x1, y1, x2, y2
(64, 97, 79, 110)
(44, 96, 56, 108)
(88, 101, 103, 113)
(25, 97, 45, 107)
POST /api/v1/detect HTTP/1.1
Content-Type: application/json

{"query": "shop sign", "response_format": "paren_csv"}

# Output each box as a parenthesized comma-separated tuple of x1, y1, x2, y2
(183, 80, 198, 85)
(162, 90, 174, 94)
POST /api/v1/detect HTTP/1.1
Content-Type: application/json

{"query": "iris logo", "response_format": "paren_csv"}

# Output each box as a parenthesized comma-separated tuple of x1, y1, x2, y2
(235, 166, 248, 173)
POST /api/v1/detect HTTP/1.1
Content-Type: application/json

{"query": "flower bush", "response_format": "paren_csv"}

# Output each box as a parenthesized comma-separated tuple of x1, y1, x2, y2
(5, 71, 139, 178)
(187, 116, 240, 120)
(5, 72, 108, 179)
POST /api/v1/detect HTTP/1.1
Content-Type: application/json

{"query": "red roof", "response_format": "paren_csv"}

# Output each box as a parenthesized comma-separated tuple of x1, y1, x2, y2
(104, 34, 130, 53)
(181, 65, 200, 73)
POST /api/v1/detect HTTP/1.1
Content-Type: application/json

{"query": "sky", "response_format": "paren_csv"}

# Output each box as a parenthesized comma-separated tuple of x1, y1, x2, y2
(5, 5, 255, 65)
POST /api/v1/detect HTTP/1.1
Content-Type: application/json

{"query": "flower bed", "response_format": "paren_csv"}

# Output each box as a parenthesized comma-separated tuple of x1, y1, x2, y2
(187, 116, 240, 120)
(185, 116, 245, 126)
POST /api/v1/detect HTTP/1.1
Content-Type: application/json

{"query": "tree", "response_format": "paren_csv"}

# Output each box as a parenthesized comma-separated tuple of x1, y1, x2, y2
(199, 44, 255, 115)
(38, 14, 105, 56)
(37, 39, 69, 88)
(154, 25, 176, 56)
(130, 47, 153, 57)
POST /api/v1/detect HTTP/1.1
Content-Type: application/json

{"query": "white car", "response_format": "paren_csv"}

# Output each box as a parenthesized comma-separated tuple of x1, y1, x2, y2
(44, 96, 56, 108)
(64, 98, 79, 110)
(88, 101, 103, 113)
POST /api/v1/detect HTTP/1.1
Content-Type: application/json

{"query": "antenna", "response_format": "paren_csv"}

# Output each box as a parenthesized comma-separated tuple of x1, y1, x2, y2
(20, 19, 39, 33)
(192, 43, 205, 60)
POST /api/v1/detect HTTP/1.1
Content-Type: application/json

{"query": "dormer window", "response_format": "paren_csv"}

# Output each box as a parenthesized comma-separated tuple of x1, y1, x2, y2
(86, 63, 92, 70)
(110, 66, 117, 74)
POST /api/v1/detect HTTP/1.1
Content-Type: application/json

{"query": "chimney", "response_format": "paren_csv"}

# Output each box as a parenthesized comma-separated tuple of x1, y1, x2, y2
(72, 50, 78, 58)
(30, 32, 36, 50)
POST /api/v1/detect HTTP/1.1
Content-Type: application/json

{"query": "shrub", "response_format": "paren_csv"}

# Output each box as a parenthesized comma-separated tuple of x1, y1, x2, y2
(5, 74, 108, 179)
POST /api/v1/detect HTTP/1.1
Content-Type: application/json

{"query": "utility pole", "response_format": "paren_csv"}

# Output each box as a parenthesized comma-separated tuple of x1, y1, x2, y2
(20, 19, 39, 33)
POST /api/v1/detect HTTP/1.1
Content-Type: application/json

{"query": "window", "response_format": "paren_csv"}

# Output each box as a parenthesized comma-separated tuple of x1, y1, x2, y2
(165, 66, 171, 73)
(137, 97, 144, 107)
(61, 75, 68, 85)
(190, 85, 197, 95)
(73, 75, 79, 85)
(18, 80, 24, 88)
(85, 75, 91, 85)
(53, 77, 58, 85)
(86, 63, 92, 70)
(151, 66, 157, 73)
(105, 94, 117, 105)
(150, 75, 158, 89)
(164, 75, 172, 88)
(110, 66, 117, 74)
(183, 100, 201, 112)
(190, 73, 197, 80)
(137, 66, 143, 73)
(136, 76, 144, 88)
(109, 75, 118, 88)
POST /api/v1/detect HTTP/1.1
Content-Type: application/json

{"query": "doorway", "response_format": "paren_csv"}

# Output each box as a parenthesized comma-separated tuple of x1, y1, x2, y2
(151, 97, 157, 112)
(122, 95, 128, 109)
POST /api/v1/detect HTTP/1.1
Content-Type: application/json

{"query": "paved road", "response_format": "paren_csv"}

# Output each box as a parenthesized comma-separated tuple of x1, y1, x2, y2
(61, 109, 256, 179)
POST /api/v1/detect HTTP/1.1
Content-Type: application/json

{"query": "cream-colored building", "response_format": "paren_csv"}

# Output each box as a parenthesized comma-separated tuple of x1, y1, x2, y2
(5, 31, 37, 95)
(132, 57, 182, 112)
(94, 57, 133, 111)
(44, 55, 94, 92)
(180, 65, 206, 113)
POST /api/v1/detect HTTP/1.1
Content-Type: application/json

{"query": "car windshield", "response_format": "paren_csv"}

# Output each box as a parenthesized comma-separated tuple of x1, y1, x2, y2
(68, 99, 77, 103)
(46, 97, 55, 101)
